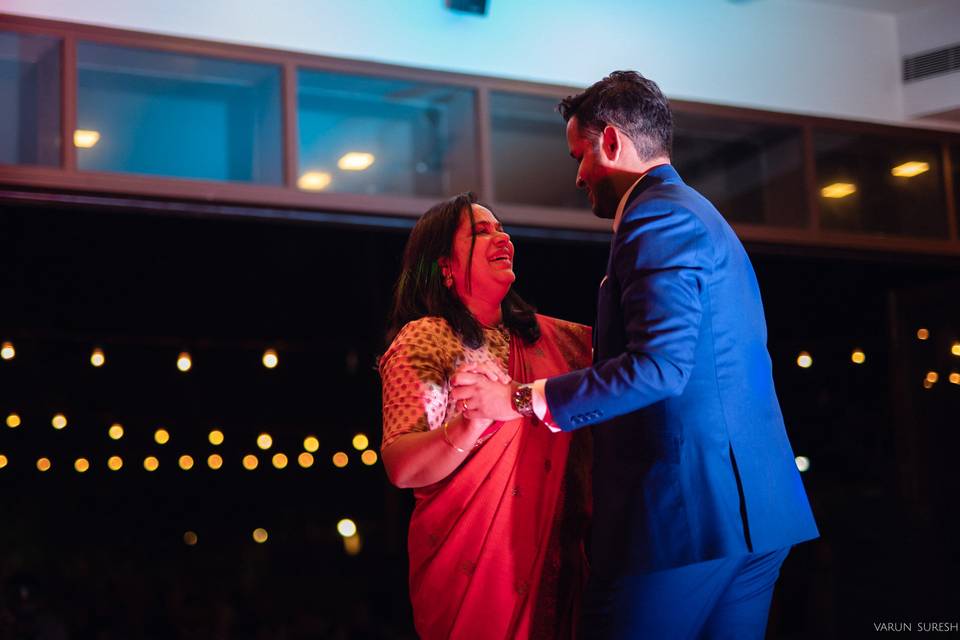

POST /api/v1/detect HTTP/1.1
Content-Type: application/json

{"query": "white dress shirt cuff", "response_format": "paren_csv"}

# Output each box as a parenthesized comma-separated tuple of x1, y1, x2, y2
(531, 378, 562, 433)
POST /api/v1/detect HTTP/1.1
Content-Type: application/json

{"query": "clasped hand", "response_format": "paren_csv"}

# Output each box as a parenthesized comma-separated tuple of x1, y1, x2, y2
(450, 362, 522, 422)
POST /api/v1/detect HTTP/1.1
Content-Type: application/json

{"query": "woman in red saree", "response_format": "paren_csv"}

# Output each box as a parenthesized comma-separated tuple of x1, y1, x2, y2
(380, 192, 592, 639)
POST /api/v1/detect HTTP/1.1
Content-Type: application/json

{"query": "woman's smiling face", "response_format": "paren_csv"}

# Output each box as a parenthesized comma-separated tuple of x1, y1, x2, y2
(445, 204, 515, 308)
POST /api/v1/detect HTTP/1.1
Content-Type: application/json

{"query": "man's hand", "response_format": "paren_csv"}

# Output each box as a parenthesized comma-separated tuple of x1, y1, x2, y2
(450, 362, 522, 422)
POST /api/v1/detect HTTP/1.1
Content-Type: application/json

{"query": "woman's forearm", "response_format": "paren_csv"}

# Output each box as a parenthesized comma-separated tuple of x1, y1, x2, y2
(382, 414, 492, 489)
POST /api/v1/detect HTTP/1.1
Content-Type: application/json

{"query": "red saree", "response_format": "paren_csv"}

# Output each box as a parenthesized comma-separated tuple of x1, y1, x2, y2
(407, 315, 592, 639)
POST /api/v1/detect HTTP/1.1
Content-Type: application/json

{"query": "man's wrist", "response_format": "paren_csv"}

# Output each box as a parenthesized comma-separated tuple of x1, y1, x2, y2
(511, 382, 535, 418)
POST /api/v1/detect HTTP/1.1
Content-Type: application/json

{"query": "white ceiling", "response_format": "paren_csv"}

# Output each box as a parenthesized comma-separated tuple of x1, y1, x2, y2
(785, 0, 955, 15)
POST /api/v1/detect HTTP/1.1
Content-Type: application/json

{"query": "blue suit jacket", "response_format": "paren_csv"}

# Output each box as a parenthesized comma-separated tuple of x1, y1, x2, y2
(546, 165, 818, 576)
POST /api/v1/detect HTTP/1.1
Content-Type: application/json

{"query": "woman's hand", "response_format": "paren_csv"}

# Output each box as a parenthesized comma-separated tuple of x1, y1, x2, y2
(451, 363, 522, 422)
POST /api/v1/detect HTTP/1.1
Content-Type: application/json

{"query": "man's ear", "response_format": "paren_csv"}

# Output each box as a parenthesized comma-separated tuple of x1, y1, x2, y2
(601, 125, 621, 162)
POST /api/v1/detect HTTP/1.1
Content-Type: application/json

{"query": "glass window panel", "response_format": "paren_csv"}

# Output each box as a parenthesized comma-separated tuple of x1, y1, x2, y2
(673, 114, 807, 227)
(297, 70, 477, 197)
(0, 31, 60, 166)
(814, 132, 946, 238)
(77, 42, 281, 184)
(489, 91, 588, 209)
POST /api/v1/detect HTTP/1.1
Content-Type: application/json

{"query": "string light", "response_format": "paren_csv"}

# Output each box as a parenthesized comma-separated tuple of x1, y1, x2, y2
(272, 453, 288, 469)
(208, 454, 223, 470)
(361, 450, 378, 466)
(352, 434, 369, 451)
(297, 452, 314, 468)
(796, 352, 813, 369)
(52, 414, 67, 430)
(177, 352, 192, 372)
(154, 428, 170, 445)
(926, 371, 939, 384)
(144, 456, 159, 472)
(332, 452, 349, 468)
(179, 455, 194, 470)
(952, 342, 960, 357)
(262, 349, 278, 369)
(6, 413, 20, 428)
(949, 373, 960, 385)
(108, 456, 123, 471)
(303, 436, 319, 452)
(74, 458, 90, 473)
(242, 454, 259, 470)
(851, 349, 866, 365)
(0, 455, 7, 469)
(917, 328, 929, 341)
(109, 423, 124, 440)
(37, 457, 51, 472)
(1, 342, 14, 360)
(183, 531, 198, 546)
(257, 433, 273, 450)
(90, 347, 105, 367)
(337, 519, 357, 538)
(208, 429, 224, 446)
(252, 528, 268, 544)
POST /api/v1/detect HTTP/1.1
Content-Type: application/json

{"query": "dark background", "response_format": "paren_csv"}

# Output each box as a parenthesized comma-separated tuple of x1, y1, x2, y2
(1, 201, 959, 638)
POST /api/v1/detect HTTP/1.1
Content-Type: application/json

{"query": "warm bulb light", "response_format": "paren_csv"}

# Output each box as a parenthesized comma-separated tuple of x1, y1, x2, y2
(177, 352, 192, 372)
(208, 454, 223, 470)
(52, 414, 67, 430)
(926, 371, 939, 384)
(252, 528, 268, 543)
(303, 436, 319, 452)
(952, 342, 960, 357)
(73, 129, 100, 148)
(208, 429, 224, 446)
(297, 452, 314, 468)
(90, 348, 105, 367)
(272, 453, 288, 469)
(891, 161, 929, 178)
(6, 413, 20, 428)
(144, 456, 159, 472)
(821, 183, 856, 199)
(183, 531, 198, 546)
(154, 428, 170, 445)
(37, 457, 51, 472)
(948, 372, 960, 385)
(352, 433, 369, 451)
(332, 452, 349, 468)
(297, 171, 332, 191)
(179, 455, 194, 470)
(0, 455, 7, 469)
(108, 423, 124, 440)
(917, 328, 930, 341)
(74, 458, 90, 473)
(361, 449, 378, 466)
(796, 352, 813, 369)
(0, 342, 14, 360)
(337, 152, 375, 171)
(242, 454, 259, 470)
(851, 349, 866, 365)
(262, 349, 279, 369)
(257, 433, 273, 450)
(108, 455, 123, 470)
(337, 518, 357, 538)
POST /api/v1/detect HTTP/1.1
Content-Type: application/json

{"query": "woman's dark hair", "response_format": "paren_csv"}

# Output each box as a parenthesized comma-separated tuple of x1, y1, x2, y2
(386, 192, 540, 349)
(559, 70, 673, 161)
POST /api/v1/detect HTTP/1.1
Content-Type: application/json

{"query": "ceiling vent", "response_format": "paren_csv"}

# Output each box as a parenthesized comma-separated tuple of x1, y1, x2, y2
(903, 44, 960, 82)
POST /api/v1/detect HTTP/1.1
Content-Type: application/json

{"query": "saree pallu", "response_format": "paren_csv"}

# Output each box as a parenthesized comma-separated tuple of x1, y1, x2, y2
(407, 316, 592, 640)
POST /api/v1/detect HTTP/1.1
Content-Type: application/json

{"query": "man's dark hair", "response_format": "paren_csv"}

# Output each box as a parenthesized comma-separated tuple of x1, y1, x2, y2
(386, 192, 540, 349)
(559, 70, 673, 160)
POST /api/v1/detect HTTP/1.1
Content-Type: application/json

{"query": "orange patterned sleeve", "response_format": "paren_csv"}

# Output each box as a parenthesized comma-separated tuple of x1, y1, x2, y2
(379, 318, 455, 450)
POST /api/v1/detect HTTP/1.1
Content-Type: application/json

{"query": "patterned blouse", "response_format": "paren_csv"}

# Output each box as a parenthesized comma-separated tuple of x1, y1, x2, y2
(379, 316, 511, 450)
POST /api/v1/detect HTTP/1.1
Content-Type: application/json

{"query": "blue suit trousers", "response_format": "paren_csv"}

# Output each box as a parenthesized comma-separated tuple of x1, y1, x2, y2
(580, 547, 791, 640)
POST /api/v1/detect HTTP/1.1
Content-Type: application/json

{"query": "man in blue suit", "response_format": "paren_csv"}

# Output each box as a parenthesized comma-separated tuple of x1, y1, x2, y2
(452, 71, 818, 638)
